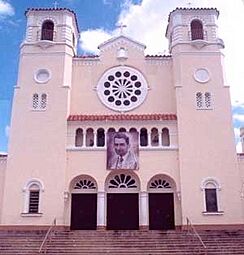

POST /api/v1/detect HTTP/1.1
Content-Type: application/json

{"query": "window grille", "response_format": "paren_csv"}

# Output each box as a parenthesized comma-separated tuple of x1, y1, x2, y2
(28, 190, 40, 213)
(205, 92, 211, 108)
(40, 94, 47, 109)
(32, 94, 39, 109)
(196, 92, 203, 108)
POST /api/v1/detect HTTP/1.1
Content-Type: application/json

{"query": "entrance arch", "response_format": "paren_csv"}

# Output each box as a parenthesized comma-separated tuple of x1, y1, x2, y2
(147, 174, 176, 230)
(105, 171, 140, 230)
(69, 175, 97, 230)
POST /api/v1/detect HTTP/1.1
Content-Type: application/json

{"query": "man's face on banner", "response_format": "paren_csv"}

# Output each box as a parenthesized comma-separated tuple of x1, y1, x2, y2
(114, 137, 129, 157)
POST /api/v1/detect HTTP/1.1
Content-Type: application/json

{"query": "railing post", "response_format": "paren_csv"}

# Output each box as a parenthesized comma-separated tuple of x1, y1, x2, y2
(185, 217, 207, 254)
(38, 218, 57, 254)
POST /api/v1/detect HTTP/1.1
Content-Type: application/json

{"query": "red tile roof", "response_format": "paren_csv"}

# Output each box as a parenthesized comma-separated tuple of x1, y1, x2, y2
(68, 114, 177, 121)
(25, 8, 80, 33)
(145, 55, 171, 58)
(75, 55, 99, 59)
(168, 8, 219, 20)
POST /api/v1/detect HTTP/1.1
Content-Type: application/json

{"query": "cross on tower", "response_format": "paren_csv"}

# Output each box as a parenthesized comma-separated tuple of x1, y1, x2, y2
(116, 23, 127, 35)
(187, 2, 192, 7)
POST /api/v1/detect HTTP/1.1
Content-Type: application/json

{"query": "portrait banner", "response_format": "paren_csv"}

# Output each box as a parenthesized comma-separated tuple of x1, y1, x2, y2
(107, 131, 139, 170)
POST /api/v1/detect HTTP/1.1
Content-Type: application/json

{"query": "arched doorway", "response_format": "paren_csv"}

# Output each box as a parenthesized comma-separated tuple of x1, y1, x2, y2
(105, 171, 140, 230)
(70, 175, 97, 230)
(148, 174, 176, 230)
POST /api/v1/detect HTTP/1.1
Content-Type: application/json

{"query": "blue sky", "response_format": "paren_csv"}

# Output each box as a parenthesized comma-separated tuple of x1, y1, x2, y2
(0, 0, 244, 153)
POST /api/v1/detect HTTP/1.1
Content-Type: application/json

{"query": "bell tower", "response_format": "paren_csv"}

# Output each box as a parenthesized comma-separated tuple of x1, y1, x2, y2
(1, 8, 79, 225)
(167, 8, 242, 226)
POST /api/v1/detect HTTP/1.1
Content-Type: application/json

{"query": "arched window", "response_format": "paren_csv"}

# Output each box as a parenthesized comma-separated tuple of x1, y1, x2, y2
(107, 128, 116, 136)
(201, 178, 221, 213)
(140, 128, 148, 146)
(22, 179, 44, 215)
(129, 128, 137, 133)
(151, 128, 159, 147)
(162, 128, 170, 146)
(119, 127, 126, 132)
(75, 128, 83, 147)
(28, 184, 40, 213)
(196, 92, 203, 108)
(191, 19, 204, 40)
(86, 128, 94, 147)
(41, 20, 54, 41)
(97, 128, 105, 147)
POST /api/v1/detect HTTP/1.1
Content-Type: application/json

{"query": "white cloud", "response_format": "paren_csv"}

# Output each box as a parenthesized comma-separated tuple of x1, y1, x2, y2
(0, 0, 14, 17)
(236, 141, 243, 153)
(79, 29, 114, 54)
(233, 114, 244, 123)
(79, 0, 244, 106)
(4, 125, 9, 137)
(234, 128, 240, 138)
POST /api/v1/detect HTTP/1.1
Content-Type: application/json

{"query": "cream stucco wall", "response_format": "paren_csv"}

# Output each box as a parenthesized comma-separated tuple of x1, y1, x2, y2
(1, 7, 244, 229)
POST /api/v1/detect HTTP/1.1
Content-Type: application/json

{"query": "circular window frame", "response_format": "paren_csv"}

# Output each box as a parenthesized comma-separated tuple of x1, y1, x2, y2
(34, 69, 51, 84)
(194, 68, 210, 83)
(97, 66, 148, 112)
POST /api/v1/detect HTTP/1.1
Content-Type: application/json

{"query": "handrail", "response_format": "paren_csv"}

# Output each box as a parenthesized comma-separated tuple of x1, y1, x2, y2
(186, 217, 207, 254)
(38, 218, 57, 254)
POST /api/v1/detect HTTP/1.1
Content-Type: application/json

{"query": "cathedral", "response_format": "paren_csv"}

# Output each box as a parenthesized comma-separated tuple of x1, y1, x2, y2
(0, 6, 244, 231)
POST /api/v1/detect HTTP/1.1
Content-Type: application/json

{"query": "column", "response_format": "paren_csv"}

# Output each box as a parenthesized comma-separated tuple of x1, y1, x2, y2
(97, 191, 105, 229)
(139, 191, 149, 229)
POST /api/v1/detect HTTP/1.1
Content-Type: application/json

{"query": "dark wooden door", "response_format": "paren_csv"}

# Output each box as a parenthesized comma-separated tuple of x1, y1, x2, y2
(107, 193, 139, 230)
(149, 193, 175, 230)
(70, 193, 97, 230)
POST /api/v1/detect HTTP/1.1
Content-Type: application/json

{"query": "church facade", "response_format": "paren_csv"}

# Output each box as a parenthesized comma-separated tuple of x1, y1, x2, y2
(0, 7, 244, 230)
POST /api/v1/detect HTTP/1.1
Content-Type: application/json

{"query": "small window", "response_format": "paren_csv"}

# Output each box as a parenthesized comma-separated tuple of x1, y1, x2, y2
(162, 128, 170, 146)
(205, 188, 218, 212)
(97, 128, 105, 147)
(191, 19, 204, 40)
(119, 127, 126, 132)
(40, 94, 47, 109)
(129, 128, 137, 134)
(29, 189, 40, 213)
(205, 92, 212, 108)
(41, 20, 54, 41)
(86, 128, 94, 147)
(201, 178, 221, 213)
(22, 179, 44, 215)
(140, 128, 148, 146)
(32, 94, 39, 109)
(75, 128, 83, 147)
(151, 128, 159, 147)
(196, 92, 203, 108)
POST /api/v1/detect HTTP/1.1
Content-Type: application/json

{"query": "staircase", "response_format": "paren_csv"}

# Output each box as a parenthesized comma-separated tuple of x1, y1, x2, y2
(1, 229, 244, 254)
(0, 230, 45, 254)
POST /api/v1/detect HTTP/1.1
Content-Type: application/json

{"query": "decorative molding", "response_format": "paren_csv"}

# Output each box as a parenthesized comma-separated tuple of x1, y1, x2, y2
(98, 35, 146, 53)
(67, 114, 177, 122)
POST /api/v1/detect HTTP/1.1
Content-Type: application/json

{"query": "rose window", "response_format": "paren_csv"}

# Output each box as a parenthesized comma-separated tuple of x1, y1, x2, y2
(97, 66, 148, 112)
